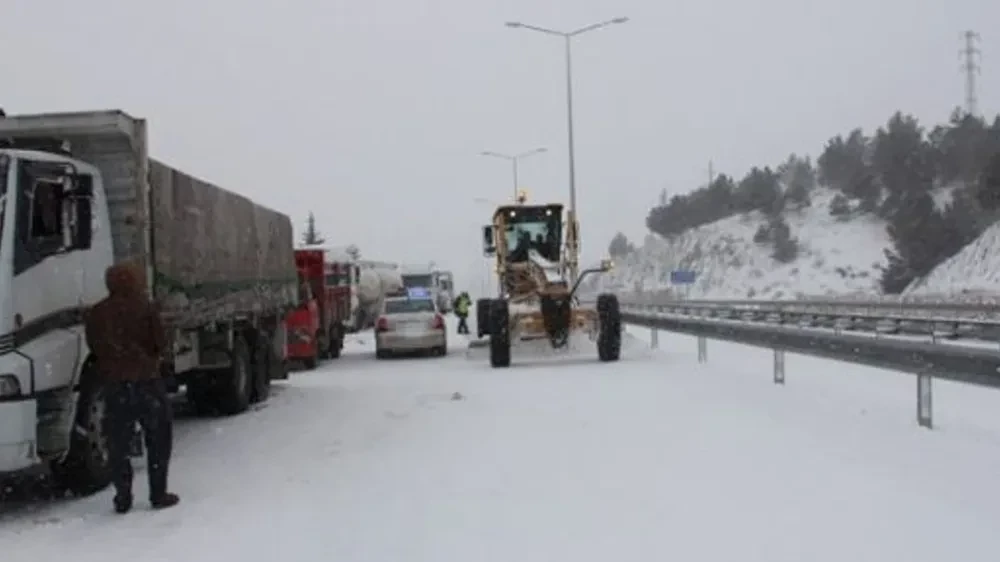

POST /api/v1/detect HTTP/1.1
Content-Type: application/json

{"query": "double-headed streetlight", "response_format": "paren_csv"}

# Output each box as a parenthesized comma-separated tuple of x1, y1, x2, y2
(479, 147, 548, 201)
(505, 17, 628, 282)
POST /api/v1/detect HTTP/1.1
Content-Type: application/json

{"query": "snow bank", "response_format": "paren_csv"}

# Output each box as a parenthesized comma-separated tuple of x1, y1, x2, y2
(906, 219, 1000, 298)
(595, 189, 891, 299)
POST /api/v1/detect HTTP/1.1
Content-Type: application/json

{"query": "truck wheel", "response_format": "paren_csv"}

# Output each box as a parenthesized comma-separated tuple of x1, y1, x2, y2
(51, 366, 112, 496)
(303, 337, 319, 370)
(186, 382, 218, 416)
(597, 293, 622, 362)
(218, 336, 253, 415)
(251, 331, 272, 404)
(489, 299, 511, 368)
(476, 298, 492, 338)
(327, 325, 343, 359)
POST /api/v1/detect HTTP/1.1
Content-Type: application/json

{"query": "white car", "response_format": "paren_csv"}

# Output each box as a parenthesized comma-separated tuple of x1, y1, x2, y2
(375, 290, 448, 358)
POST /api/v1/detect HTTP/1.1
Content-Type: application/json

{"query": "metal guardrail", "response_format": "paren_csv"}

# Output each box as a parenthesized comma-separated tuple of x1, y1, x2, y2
(615, 290, 1000, 308)
(618, 301, 1000, 429)
(616, 299, 1000, 342)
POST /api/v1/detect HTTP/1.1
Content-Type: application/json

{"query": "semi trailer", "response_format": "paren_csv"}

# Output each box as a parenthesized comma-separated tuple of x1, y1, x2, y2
(0, 110, 298, 495)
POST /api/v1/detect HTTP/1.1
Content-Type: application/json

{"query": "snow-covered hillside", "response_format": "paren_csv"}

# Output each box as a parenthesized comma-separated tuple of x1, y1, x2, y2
(597, 189, 891, 299)
(906, 219, 1000, 297)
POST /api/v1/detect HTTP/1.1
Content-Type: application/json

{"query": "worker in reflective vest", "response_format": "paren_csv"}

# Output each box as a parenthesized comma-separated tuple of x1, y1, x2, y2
(453, 292, 471, 334)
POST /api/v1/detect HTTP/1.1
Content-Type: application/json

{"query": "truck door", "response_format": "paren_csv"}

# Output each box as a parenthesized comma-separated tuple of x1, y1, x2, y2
(11, 160, 86, 394)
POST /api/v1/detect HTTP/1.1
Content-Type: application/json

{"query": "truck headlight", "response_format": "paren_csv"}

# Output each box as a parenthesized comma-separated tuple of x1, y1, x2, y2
(0, 374, 22, 398)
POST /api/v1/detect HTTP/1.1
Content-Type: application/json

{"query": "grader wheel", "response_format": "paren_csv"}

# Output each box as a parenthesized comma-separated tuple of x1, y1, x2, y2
(597, 293, 622, 362)
(476, 298, 492, 338)
(489, 299, 511, 367)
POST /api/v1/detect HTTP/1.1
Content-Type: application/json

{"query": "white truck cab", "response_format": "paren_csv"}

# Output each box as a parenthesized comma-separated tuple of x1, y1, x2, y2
(0, 144, 109, 483)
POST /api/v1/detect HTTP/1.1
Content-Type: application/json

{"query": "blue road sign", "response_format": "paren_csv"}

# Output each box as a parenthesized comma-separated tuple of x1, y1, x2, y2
(670, 270, 697, 284)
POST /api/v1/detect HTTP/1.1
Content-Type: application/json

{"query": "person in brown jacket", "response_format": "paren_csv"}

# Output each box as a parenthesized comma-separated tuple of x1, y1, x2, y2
(84, 262, 180, 513)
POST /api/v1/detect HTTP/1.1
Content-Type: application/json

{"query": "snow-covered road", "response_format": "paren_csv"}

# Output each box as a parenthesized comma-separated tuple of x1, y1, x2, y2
(3, 321, 1000, 561)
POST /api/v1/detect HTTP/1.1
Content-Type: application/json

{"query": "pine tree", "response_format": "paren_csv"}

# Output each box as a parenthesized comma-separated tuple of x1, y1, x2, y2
(301, 212, 325, 245)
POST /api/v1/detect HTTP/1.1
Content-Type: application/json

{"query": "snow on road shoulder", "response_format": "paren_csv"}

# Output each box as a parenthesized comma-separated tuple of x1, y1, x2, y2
(3, 321, 1000, 561)
(624, 325, 1000, 438)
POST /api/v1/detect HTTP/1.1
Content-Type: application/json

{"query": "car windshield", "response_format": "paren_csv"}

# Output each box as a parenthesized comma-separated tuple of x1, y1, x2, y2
(385, 298, 436, 314)
(402, 274, 433, 288)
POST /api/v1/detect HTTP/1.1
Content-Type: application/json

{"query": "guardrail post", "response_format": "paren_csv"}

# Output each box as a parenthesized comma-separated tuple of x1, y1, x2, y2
(650, 328, 659, 349)
(697, 336, 707, 363)
(773, 349, 785, 385)
(917, 373, 933, 429)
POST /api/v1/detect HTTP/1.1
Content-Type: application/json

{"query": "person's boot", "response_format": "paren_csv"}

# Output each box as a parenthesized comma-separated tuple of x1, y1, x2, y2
(113, 493, 133, 514)
(150, 492, 180, 510)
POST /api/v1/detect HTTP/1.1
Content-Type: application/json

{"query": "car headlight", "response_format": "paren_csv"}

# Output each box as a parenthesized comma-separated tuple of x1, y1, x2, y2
(0, 374, 22, 399)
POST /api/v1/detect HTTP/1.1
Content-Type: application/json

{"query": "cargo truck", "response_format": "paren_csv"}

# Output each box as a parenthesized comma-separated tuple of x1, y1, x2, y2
(0, 110, 298, 495)
(286, 249, 347, 368)
(299, 244, 404, 334)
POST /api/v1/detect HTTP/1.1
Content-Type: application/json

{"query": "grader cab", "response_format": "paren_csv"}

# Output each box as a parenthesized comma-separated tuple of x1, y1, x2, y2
(475, 198, 621, 367)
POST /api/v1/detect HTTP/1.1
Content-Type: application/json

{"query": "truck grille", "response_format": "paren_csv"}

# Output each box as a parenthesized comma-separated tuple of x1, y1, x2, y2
(0, 333, 13, 355)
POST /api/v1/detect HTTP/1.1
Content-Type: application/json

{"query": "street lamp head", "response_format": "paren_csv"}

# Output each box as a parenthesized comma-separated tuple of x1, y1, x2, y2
(504, 21, 522, 28)
(611, 17, 629, 24)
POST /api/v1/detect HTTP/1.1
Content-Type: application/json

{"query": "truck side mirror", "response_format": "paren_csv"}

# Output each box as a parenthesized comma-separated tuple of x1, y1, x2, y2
(74, 198, 93, 250)
(71, 173, 93, 197)
(69, 173, 94, 250)
(482, 225, 496, 256)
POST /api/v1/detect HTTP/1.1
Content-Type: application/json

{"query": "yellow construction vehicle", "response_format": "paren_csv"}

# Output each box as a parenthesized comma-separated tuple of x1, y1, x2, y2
(475, 191, 621, 367)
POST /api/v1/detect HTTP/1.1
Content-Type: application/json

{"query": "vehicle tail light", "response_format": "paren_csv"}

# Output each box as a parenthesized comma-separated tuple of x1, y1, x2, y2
(376, 317, 389, 332)
(431, 314, 444, 330)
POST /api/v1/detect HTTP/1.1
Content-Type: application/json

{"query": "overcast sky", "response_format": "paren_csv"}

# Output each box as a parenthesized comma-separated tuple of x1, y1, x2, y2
(4, 0, 998, 290)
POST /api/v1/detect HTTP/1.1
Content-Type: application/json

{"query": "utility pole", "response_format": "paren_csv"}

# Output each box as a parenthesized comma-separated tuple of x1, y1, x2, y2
(960, 30, 981, 117)
(505, 17, 629, 284)
(708, 160, 715, 188)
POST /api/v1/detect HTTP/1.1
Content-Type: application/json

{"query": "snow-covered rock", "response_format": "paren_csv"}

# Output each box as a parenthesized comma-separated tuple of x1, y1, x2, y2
(594, 189, 891, 300)
(906, 219, 1000, 298)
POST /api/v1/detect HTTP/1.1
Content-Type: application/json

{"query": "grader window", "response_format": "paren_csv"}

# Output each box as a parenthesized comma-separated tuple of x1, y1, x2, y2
(503, 207, 561, 263)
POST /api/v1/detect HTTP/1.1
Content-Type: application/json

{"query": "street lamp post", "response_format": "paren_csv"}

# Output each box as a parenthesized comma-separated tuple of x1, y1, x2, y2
(479, 147, 548, 200)
(505, 17, 628, 282)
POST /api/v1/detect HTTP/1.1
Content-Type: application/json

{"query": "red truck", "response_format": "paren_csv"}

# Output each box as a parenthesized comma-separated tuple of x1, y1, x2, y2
(286, 250, 348, 368)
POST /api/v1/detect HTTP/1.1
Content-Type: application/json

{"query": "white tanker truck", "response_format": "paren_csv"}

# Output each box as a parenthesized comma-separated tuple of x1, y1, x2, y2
(352, 265, 404, 332)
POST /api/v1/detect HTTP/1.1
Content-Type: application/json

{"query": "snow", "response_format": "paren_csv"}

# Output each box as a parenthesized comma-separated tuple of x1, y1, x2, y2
(527, 249, 564, 282)
(4, 318, 1000, 561)
(596, 189, 891, 299)
(907, 219, 1000, 298)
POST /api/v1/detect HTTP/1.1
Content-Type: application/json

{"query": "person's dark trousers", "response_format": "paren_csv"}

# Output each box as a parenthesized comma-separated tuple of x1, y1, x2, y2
(106, 379, 173, 511)
(456, 315, 469, 334)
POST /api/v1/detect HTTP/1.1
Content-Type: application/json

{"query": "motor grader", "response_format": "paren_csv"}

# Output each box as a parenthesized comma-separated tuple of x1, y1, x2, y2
(475, 194, 621, 367)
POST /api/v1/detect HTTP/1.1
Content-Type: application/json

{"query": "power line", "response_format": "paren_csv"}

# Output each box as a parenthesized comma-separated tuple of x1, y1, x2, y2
(960, 30, 981, 117)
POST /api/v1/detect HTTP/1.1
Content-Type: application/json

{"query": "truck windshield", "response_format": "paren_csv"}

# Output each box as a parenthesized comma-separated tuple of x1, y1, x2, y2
(402, 274, 433, 288)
